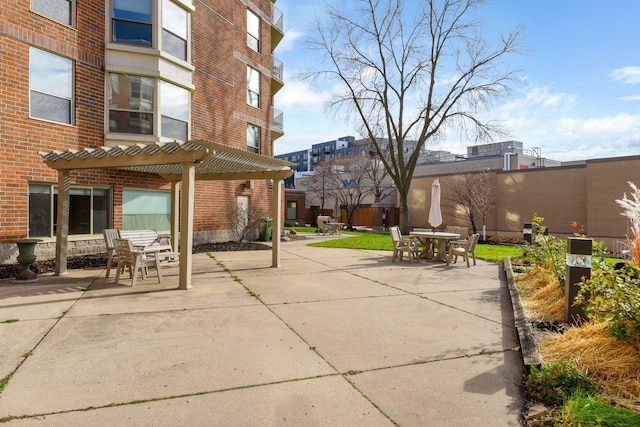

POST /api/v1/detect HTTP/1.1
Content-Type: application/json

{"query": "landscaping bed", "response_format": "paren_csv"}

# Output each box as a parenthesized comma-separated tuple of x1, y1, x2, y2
(505, 239, 640, 426)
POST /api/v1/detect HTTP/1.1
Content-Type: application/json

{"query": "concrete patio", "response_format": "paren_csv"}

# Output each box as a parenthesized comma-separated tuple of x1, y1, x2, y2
(0, 233, 524, 426)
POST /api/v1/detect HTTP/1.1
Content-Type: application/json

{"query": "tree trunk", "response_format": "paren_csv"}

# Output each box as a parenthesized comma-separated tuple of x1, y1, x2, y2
(398, 189, 410, 234)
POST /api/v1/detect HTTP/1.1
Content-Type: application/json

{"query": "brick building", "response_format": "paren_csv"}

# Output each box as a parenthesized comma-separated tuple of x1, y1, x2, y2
(0, 0, 287, 264)
(409, 155, 640, 250)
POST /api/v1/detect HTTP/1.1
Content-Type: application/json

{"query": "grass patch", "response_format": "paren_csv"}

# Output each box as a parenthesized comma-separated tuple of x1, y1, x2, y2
(306, 230, 523, 262)
(561, 390, 640, 426)
(1, 319, 19, 324)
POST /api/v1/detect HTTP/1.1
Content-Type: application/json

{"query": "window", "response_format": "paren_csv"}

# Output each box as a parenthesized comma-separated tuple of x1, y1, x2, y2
(29, 47, 73, 125)
(29, 184, 110, 237)
(32, 0, 74, 26)
(247, 124, 260, 154)
(112, 0, 152, 46)
(108, 74, 154, 135)
(162, 0, 188, 60)
(247, 66, 260, 108)
(286, 201, 297, 220)
(247, 9, 261, 53)
(160, 80, 189, 140)
(122, 189, 171, 231)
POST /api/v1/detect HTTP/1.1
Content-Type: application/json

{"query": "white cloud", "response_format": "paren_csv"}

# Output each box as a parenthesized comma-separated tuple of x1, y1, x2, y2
(557, 113, 640, 138)
(524, 87, 578, 109)
(499, 86, 577, 113)
(278, 29, 304, 52)
(277, 79, 332, 112)
(610, 66, 640, 84)
(618, 95, 640, 101)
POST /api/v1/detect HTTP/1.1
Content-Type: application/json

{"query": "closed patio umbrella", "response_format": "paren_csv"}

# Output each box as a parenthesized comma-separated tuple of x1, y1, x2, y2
(428, 178, 443, 228)
(333, 197, 341, 220)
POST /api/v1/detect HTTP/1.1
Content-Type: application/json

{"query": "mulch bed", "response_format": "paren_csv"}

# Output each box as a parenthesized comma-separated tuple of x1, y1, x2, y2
(0, 241, 270, 280)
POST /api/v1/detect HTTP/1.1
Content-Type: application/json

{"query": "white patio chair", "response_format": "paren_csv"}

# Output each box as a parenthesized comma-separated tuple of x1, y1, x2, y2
(317, 215, 330, 235)
(102, 228, 120, 278)
(114, 238, 163, 287)
(447, 233, 480, 267)
(390, 226, 420, 263)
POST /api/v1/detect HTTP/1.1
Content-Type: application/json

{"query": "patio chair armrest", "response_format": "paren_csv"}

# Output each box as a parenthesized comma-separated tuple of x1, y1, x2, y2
(449, 239, 470, 248)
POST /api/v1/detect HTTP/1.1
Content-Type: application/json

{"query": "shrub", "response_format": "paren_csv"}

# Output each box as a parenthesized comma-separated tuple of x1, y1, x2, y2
(522, 215, 567, 288)
(577, 260, 640, 343)
(525, 360, 597, 407)
(487, 235, 524, 245)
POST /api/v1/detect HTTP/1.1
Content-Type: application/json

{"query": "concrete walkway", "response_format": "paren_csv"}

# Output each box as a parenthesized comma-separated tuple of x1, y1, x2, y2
(0, 234, 524, 426)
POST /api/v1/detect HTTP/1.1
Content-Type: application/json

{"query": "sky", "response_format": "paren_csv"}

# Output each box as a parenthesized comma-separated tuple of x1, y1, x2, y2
(272, 0, 640, 162)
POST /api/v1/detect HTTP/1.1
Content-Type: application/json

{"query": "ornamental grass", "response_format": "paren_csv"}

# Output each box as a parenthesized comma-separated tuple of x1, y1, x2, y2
(540, 321, 640, 410)
(516, 265, 564, 323)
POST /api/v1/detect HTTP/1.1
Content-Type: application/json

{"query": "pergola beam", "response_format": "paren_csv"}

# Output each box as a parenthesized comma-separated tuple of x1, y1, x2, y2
(159, 170, 293, 181)
(43, 149, 210, 171)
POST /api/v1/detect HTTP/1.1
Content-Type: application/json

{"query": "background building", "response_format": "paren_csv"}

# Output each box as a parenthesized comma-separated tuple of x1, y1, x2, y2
(0, 0, 286, 262)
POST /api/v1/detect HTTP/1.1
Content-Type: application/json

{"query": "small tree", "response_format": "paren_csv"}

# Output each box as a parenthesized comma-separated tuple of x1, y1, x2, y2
(330, 155, 374, 230)
(304, 162, 333, 219)
(444, 171, 497, 235)
(227, 204, 266, 243)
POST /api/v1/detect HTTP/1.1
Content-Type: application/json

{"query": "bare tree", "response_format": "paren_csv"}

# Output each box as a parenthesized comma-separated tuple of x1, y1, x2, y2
(304, 162, 333, 219)
(444, 171, 497, 237)
(227, 204, 267, 242)
(302, 0, 521, 233)
(330, 155, 374, 230)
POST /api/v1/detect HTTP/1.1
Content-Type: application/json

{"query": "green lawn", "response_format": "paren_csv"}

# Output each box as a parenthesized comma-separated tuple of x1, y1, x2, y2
(298, 229, 523, 262)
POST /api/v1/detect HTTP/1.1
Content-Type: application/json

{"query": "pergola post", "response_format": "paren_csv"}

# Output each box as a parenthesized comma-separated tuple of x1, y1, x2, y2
(170, 181, 180, 252)
(178, 163, 195, 289)
(271, 178, 283, 268)
(54, 170, 70, 276)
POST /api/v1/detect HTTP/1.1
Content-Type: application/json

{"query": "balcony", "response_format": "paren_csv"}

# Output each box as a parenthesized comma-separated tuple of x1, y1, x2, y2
(271, 108, 284, 140)
(271, 57, 284, 94)
(271, 4, 284, 50)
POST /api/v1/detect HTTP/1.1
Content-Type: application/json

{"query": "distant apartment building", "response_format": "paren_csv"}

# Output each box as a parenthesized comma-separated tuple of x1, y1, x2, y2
(416, 141, 562, 175)
(0, 0, 286, 261)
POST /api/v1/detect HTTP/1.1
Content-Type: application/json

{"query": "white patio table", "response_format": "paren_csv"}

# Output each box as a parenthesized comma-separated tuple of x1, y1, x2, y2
(409, 231, 460, 262)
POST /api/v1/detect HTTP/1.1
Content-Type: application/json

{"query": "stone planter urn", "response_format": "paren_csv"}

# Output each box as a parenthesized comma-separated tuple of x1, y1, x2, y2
(14, 238, 43, 283)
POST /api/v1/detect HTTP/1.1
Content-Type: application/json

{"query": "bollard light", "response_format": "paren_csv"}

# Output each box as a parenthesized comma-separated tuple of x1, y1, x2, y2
(565, 237, 592, 325)
(523, 222, 532, 244)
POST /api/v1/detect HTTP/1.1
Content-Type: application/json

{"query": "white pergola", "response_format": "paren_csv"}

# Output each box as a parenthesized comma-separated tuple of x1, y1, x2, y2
(40, 139, 294, 290)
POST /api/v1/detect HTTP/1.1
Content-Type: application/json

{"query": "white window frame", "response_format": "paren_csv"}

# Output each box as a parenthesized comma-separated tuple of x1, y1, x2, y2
(107, 73, 155, 135)
(247, 9, 261, 53)
(108, 73, 192, 140)
(111, 0, 153, 47)
(160, 80, 190, 141)
(29, 47, 74, 125)
(162, 0, 190, 61)
(247, 123, 260, 154)
(247, 66, 261, 108)
(31, 0, 75, 27)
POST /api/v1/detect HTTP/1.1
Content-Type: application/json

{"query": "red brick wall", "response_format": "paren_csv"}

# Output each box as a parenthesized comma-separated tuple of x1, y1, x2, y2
(0, 0, 280, 247)
(0, 0, 106, 242)
(190, 0, 277, 229)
